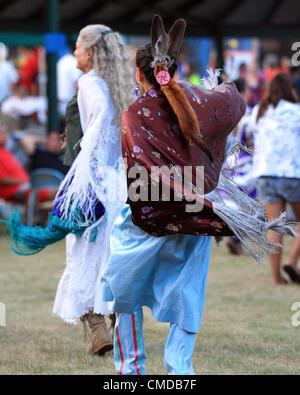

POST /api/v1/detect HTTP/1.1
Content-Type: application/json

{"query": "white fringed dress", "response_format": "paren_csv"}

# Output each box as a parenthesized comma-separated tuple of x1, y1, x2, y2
(53, 69, 126, 323)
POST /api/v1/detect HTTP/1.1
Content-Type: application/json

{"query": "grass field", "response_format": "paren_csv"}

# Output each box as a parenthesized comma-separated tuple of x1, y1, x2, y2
(0, 235, 300, 375)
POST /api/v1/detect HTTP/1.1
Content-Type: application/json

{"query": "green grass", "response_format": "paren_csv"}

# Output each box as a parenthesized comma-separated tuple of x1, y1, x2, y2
(0, 236, 299, 375)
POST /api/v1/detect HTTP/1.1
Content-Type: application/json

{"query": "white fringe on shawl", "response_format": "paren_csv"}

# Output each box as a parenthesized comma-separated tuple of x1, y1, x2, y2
(206, 140, 297, 264)
(54, 76, 127, 244)
(201, 68, 221, 90)
(52, 74, 127, 321)
(201, 69, 297, 264)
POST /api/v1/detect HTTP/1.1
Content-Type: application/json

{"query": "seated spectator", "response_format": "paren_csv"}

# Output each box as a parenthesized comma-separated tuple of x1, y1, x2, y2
(6, 130, 34, 169)
(2, 126, 47, 169)
(1, 85, 47, 127)
(26, 131, 69, 175)
(0, 124, 56, 204)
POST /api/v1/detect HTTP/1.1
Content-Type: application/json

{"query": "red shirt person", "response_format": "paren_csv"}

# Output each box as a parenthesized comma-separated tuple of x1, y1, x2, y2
(0, 125, 55, 203)
(17, 47, 39, 94)
(0, 125, 29, 201)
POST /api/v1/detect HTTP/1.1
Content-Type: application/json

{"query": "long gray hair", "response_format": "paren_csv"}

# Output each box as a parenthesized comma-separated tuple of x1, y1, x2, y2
(79, 24, 135, 127)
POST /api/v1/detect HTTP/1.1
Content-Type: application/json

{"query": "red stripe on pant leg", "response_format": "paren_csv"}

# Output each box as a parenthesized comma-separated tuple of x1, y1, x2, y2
(131, 313, 141, 375)
(115, 313, 124, 375)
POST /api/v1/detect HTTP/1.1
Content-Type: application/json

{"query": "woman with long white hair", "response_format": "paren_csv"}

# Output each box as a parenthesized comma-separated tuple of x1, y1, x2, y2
(3, 25, 135, 356)
(53, 25, 135, 355)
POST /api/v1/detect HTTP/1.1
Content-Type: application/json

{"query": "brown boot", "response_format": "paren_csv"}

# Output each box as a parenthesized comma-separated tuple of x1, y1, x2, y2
(81, 311, 113, 357)
(109, 313, 116, 333)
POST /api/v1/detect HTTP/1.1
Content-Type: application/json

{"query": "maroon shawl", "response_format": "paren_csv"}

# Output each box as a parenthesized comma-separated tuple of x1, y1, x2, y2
(122, 80, 246, 237)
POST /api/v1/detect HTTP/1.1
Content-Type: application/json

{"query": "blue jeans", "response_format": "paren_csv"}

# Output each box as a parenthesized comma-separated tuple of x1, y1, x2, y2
(257, 176, 300, 204)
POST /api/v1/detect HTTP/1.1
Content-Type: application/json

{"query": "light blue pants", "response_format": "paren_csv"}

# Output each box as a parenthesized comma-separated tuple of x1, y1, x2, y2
(114, 308, 197, 375)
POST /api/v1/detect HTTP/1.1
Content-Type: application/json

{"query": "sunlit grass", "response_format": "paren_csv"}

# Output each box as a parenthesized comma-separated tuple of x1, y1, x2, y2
(0, 236, 299, 375)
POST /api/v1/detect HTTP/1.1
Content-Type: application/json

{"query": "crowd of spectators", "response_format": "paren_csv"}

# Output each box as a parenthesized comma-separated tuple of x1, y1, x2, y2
(222, 59, 300, 285)
(0, 42, 72, 223)
(0, 125, 58, 206)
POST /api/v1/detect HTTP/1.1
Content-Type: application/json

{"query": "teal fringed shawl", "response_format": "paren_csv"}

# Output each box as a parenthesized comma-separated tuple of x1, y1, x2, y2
(0, 210, 87, 256)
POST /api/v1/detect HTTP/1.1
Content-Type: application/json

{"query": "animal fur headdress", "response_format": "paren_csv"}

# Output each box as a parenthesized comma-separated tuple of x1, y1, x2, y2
(150, 14, 213, 161)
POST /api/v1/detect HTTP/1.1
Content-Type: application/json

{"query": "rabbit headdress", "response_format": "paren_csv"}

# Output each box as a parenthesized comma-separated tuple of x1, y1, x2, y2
(150, 14, 186, 70)
(148, 14, 213, 161)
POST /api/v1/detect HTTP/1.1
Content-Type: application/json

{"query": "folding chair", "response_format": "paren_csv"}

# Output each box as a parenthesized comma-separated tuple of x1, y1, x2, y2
(27, 168, 65, 226)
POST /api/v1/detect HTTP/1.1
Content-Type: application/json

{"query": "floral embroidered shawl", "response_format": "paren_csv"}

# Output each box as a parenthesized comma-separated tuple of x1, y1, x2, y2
(122, 80, 246, 237)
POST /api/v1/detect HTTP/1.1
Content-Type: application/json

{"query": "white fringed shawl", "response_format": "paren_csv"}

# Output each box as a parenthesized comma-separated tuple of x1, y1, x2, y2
(55, 69, 127, 245)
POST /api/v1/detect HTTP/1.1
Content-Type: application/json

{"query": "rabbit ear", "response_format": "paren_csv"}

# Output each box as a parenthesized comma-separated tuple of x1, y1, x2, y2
(167, 19, 186, 57)
(151, 14, 169, 57)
